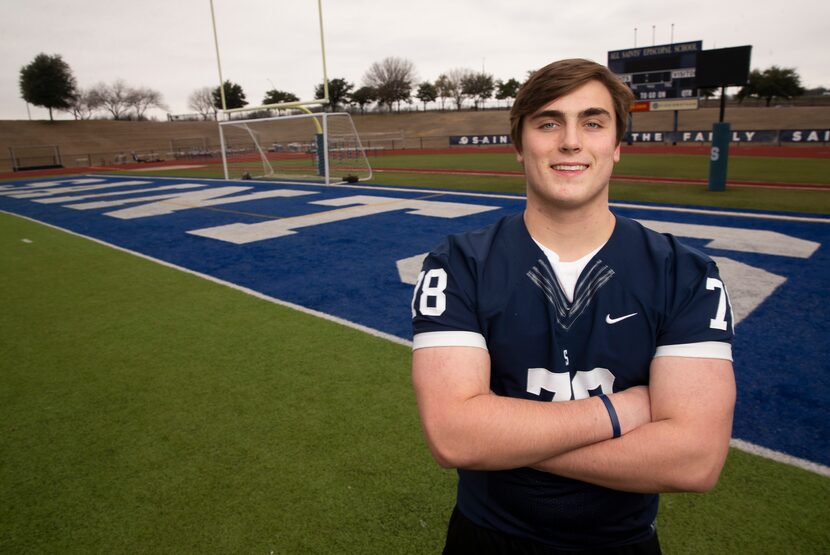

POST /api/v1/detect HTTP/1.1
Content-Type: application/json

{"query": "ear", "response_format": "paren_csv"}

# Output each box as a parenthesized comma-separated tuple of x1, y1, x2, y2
(613, 142, 621, 163)
(515, 148, 524, 165)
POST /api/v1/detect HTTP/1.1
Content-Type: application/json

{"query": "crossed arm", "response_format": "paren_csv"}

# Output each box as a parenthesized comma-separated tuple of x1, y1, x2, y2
(412, 346, 735, 493)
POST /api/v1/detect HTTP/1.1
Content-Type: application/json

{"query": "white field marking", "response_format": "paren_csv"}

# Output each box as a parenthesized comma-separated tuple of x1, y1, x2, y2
(69, 188, 316, 219)
(21, 238, 33, 243)
(711, 256, 785, 326)
(0, 178, 114, 196)
(397, 252, 429, 284)
(614, 202, 830, 224)
(91, 173, 830, 224)
(638, 220, 820, 258)
(93, 173, 529, 200)
(730, 439, 830, 477)
(126, 165, 207, 172)
(189, 195, 499, 244)
(35, 183, 207, 204)
(0, 179, 135, 199)
(2, 207, 828, 477)
(8, 180, 153, 200)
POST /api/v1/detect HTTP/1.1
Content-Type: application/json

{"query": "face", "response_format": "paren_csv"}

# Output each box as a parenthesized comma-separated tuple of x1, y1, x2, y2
(516, 79, 621, 212)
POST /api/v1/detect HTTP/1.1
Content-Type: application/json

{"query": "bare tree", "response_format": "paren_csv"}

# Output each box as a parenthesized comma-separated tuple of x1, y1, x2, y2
(363, 57, 416, 111)
(89, 80, 133, 120)
(188, 86, 216, 120)
(130, 86, 168, 120)
(66, 87, 102, 120)
(444, 68, 474, 110)
(434, 74, 452, 110)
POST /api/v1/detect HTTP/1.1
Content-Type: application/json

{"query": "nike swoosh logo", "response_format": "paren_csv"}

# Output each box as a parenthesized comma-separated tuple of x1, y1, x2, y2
(606, 312, 638, 324)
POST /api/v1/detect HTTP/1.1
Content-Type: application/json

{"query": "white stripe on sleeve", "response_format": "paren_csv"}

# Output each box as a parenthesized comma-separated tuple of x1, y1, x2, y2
(412, 331, 488, 351)
(654, 341, 733, 361)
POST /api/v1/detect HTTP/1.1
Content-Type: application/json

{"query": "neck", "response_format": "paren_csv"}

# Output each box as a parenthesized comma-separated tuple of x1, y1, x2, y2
(524, 197, 615, 261)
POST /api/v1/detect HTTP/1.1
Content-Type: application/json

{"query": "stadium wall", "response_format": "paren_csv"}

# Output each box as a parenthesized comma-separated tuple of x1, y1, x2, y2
(1, 106, 829, 171)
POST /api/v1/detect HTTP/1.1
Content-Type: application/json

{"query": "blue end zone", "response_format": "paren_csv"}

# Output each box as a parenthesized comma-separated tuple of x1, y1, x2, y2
(1, 174, 828, 468)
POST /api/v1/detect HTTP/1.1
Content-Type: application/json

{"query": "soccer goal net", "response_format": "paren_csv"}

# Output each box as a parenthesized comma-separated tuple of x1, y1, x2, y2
(218, 111, 372, 184)
(9, 145, 63, 171)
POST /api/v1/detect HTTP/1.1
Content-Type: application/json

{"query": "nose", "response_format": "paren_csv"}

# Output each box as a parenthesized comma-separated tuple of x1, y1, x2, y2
(559, 123, 581, 153)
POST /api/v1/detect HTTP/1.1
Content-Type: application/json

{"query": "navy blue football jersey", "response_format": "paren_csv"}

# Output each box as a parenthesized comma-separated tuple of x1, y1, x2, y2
(411, 212, 734, 549)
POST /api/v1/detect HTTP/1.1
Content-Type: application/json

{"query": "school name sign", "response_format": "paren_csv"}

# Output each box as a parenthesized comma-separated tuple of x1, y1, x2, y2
(450, 135, 512, 146)
(626, 129, 830, 143)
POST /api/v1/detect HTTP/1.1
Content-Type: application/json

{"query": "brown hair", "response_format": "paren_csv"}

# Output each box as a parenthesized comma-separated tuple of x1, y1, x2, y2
(509, 58, 634, 151)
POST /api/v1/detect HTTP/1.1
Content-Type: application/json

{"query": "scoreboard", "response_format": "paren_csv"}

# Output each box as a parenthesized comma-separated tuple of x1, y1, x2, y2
(608, 40, 702, 105)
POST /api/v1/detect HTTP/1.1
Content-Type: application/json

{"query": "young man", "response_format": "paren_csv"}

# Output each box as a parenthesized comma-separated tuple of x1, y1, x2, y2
(411, 59, 736, 553)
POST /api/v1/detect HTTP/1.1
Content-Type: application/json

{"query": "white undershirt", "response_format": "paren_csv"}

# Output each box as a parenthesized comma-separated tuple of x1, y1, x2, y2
(532, 240, 605, 303)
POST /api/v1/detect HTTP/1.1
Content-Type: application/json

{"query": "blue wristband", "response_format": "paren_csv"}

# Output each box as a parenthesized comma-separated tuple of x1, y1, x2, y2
(598, 394, 621, 438)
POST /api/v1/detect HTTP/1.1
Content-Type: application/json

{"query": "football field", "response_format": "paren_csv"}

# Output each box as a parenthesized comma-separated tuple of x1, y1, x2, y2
(1, 170, 828, 552)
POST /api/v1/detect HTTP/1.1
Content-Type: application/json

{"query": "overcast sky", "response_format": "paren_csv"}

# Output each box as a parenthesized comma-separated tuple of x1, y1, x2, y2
(2, 0, 828, 121)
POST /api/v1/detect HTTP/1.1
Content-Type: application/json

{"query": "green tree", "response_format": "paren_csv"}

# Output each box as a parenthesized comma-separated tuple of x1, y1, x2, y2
(462, 71, 494, 110)
(212, 80, 248, 110)
(350, 86, 376, 113)
(736, 66, 804, 106)
(19, 53, 77, 121)
(495, 78, 521, 106)
(698, 87, 718, 99)
(263, 89, 299, 105)
(315, 77, 354, 111)
(416, 81, 437, 110)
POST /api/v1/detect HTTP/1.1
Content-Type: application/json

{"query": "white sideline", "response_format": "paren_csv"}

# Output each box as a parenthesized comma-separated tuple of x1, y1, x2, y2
(3, 190, 830, 478)
(730, 439, 830, 477)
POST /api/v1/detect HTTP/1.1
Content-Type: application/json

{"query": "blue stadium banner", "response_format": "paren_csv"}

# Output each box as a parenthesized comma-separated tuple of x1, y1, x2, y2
(779, 129, 830, 143)
(627, 132, 669, 143)
(450, 135, 512, 146)
(671, 130, 778, 143)
(627, 130, 779, 143)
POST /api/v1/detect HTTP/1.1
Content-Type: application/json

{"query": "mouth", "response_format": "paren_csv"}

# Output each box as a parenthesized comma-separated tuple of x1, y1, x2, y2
(550, 163, 589, 172)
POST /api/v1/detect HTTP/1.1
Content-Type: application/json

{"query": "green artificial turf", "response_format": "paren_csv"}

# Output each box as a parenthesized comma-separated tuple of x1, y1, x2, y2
(0, 212, 454, 553)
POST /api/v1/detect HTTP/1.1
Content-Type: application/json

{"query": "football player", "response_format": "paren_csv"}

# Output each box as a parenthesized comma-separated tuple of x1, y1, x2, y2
(411, 58, 736, 554)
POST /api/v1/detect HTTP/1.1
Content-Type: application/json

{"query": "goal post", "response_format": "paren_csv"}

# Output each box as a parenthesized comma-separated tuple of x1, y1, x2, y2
(218, 111, 373, 184)
(209, 0, 330, 114)
(9, 145, 63, 171)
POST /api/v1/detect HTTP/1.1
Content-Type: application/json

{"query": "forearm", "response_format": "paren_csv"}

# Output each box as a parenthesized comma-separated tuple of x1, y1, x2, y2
(533, 417, 731, 492)
(533, 357, 736, 493)
(419, 391, 628, 471)
(412, 347, 650, 471)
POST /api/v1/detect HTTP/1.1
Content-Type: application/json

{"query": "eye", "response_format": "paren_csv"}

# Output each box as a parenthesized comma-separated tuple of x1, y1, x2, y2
(585, 121, 602, 129)
(539, 121, 558, 130)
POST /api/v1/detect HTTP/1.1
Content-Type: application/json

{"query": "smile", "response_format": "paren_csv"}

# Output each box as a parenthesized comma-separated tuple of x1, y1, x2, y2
(551, 164, 589, 171)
